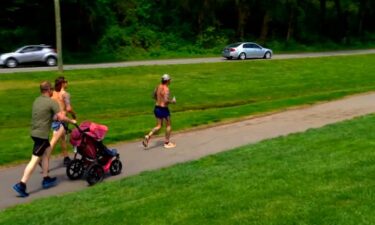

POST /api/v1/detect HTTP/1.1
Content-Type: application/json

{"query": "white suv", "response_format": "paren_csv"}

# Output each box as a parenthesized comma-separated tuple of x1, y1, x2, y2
(0, 45, 58, 68)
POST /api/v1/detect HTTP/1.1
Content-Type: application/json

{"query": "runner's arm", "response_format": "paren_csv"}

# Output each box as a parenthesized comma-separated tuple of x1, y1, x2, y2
(63, 92, 77, 119)
(54, 111, 76, 125)
(164, 88, 176, 104)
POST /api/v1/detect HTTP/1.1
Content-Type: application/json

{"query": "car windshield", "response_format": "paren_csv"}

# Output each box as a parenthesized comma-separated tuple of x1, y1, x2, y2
(15, 47, 26, 52)
(227, 43, 242, 48)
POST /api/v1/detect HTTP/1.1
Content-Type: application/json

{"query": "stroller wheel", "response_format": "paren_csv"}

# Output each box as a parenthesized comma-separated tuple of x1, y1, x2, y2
(66, 159, 84, 180)
(85, 164, 104, 186)
(110, 159, 123, 176)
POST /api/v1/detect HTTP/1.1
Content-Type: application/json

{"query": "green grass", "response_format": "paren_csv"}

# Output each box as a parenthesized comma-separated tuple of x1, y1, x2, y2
(0, 54, 375, 165)
(1, 113, 374, 225)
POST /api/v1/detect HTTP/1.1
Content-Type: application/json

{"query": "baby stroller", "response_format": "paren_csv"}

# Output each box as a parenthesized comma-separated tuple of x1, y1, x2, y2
(66, 121, 123, 185)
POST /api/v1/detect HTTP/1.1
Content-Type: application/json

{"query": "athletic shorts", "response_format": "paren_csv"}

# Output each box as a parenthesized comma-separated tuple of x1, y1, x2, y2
(51, 121, 68, 132)
(31, 136, 50, 157)
(154, 106, 170, 119)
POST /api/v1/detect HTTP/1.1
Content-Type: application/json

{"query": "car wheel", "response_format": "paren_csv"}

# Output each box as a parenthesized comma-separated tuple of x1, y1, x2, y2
(46, 56, 57, 66)
(5, 58, 18, 68)
(226, 57, 232, 60)
(238, 53, 246, 60)
(264, 52, 272, 59)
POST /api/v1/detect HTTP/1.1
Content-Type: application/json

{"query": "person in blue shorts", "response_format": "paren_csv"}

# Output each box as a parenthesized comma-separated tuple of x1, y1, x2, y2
(50, 76, 77, 166)
(143, 74, 176, 149)
(12, 81, 76, 197)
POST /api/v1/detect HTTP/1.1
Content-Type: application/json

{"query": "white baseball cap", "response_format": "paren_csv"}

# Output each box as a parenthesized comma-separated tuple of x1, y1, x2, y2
(161, 74, 171, 81)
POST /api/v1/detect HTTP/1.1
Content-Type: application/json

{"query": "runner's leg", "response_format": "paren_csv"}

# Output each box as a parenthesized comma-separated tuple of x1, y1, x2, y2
(60, 132, 68, 158)
(148, 118, 163, 137)
(21, 155, 41, 183)
(41, 146, 52, 177)
(165, 117, 172, 143)
(49, 126, 65, 155)
(143, 118, 163, 147)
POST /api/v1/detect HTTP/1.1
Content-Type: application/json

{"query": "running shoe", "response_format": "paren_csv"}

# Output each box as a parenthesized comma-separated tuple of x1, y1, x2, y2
(42, 177, 57, 189)
(13, 183, 29, 197)
(164, 142, 176, 149)
(142, 135, 150, 148)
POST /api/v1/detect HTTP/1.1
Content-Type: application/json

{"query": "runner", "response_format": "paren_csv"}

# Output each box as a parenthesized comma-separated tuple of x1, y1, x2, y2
(50, 76, 77, 166)
(12, 81, 76, 197)
(143, 74, 176, 149)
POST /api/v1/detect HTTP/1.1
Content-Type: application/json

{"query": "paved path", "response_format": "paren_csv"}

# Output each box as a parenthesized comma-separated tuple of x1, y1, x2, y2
(1, 92, 374, 210)
(0, 49, 374, 73)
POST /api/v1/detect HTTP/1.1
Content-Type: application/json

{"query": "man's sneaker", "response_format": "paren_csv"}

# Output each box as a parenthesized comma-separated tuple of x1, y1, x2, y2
(63, 157, 71, 166)
(164, 142, 176, 149)
(42, 177, 57, 189)
(13, 183, 29, 197)
(142, 135, 150, 148)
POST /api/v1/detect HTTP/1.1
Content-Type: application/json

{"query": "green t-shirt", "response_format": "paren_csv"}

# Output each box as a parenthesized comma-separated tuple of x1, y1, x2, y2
(31, 95, 60, 139)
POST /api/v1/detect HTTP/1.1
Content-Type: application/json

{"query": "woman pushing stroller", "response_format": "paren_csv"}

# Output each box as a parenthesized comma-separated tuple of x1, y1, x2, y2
(50, 76, 77, 166)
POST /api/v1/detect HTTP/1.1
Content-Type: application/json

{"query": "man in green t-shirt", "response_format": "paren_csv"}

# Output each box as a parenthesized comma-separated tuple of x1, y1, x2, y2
(13, 81, 77, 197)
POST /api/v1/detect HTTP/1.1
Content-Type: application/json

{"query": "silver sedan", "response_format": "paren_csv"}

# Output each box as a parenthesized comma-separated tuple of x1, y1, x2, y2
(222, 42, 272, 60)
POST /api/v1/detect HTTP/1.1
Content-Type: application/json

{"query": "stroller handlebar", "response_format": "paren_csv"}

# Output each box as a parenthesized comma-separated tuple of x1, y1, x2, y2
(73, 123, 90, 133)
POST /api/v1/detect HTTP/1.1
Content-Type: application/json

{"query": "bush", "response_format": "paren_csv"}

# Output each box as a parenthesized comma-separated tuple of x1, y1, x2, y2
(0, 28, 38, 52)
(196, 26, 229, 49)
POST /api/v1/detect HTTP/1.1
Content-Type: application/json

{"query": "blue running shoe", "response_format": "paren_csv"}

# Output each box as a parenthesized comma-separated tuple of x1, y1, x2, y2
(42, 177, 57, 189)
(13, 183, 29, 197)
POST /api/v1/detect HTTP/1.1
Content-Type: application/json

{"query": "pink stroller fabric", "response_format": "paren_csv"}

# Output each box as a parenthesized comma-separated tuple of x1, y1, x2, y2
(70, 121, 108, 146)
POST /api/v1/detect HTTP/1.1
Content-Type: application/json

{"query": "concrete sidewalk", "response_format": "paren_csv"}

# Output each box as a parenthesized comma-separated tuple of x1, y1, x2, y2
(1, 92, 374, 210)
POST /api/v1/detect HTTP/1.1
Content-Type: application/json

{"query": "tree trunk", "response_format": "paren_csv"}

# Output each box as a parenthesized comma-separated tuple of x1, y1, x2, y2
(333, 0, 347, 42)
(77, 0, 83, 49)
(286, 9, 294, 42)
(259, 11, 271, 42)
(358, 0, 368, 35)
(319, 0, 326, 35)
(197, 0, 211, 34)
(235, 0, 249, 40)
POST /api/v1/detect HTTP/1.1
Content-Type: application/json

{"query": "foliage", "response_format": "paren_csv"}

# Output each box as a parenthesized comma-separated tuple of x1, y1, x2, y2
(0, 0, 374, 61)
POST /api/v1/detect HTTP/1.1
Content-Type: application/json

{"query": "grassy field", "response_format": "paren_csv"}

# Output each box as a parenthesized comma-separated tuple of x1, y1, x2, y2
(0, 54, 375, 165)
(1, 113, 374, 225)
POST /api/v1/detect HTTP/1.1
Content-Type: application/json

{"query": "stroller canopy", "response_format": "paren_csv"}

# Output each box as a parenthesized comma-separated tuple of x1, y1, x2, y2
(70, 121, 108, 146)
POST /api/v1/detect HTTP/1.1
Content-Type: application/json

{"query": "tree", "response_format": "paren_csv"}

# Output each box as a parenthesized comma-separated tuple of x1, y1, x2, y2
(333, 0, 348, 42)
(319, 0, 327, 35)
(235, 0, 251, 39)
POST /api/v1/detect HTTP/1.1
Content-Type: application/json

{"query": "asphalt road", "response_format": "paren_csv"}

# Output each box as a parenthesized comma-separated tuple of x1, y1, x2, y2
(0, 49, 374, 74)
